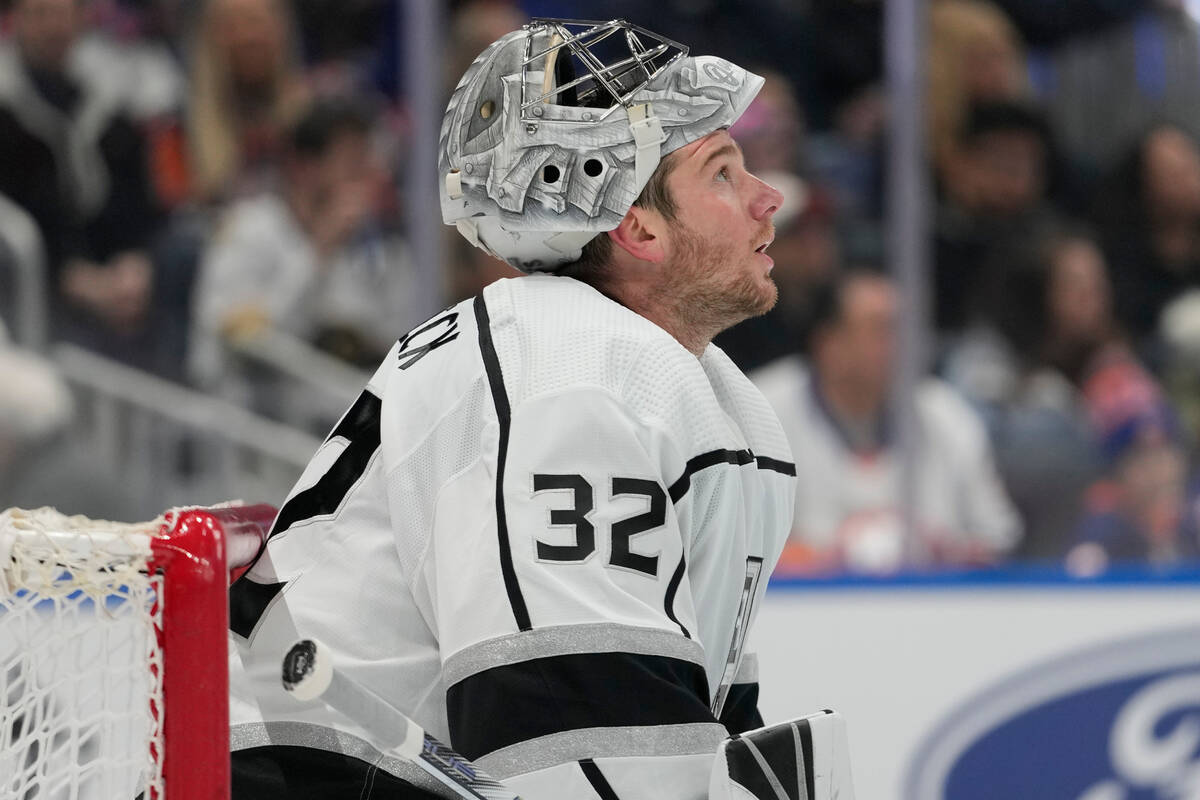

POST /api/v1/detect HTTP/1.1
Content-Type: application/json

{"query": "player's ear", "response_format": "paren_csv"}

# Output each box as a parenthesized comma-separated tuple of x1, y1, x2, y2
(609, 205, 666, 264)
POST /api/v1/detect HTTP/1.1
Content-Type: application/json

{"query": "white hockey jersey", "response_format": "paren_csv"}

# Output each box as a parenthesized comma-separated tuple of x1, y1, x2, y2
(228, 275, 796, 799)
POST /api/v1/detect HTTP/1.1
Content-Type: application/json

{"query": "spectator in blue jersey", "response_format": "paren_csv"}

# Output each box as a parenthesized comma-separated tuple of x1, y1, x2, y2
(1067, 429, 1200, 569)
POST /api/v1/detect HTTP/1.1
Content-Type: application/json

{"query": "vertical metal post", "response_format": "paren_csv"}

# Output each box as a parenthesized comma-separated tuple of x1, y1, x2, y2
(885, 0, 931, 564)
(402, 0, 447, 319)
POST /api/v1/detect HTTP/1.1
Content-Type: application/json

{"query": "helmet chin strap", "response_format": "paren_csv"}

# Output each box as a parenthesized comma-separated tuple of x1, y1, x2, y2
(628, 102, 666, 188)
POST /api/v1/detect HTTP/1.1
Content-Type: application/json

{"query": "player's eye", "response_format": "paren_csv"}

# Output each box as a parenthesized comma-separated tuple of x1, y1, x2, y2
(716, 166, 731, 182)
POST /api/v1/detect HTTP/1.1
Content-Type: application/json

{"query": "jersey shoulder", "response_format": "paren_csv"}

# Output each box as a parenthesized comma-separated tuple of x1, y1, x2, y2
(747, 354, 809, 412)
(702, 345, 795, 465)
(485, 275, 772, 457)
(485, 274, 704, 401)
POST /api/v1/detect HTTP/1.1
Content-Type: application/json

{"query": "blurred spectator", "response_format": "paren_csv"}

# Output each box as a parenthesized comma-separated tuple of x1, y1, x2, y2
(0, 318, 73, 503)
(934, 99, 1063, 333)
(75, 1, 191, 210)
(1067, 438, 1200, 569)
(1093, 124, 1200, 351)
(806, 83, 885, 259)
(1160, 288, 1200, 443)
(186, 0, 309, 203)
(293, 0, 384, 72)
(190, 98, 418, 405)
(1033, 7, 1200, 171)
(77, 0, 187, 122)
(804, 0, 883, 130)
(728, 68, 806, 175)
(943, 226, 1180, 557)
(0, 0, 174, 371)
(0, 192, 46, 349)
(1066, 331, 1188, 567)
(752, 270, 1022, 573)
(992, 0, 1146, 47)
(715, 171, 841, 372)
(928, 0, 1029, 179)
(447, 0, 527, 93)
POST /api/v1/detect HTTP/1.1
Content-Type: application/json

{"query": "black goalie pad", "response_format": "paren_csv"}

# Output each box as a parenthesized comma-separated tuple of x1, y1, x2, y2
(709, 709, 856, 800)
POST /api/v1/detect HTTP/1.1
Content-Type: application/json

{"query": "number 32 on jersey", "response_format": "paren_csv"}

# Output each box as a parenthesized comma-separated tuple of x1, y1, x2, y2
(530, 471, 763, 718)
(530, 473, 666, 576)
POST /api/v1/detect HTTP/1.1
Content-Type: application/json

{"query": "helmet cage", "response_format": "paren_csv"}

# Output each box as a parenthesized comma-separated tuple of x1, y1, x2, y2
(519, 19, 689, 123)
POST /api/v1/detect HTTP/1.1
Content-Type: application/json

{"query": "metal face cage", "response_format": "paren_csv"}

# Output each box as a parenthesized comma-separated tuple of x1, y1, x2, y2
(520, 18, 689, 122)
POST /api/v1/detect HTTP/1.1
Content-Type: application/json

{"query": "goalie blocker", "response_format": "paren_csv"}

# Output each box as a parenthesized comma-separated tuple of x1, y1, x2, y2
(710, 711, 855, 800)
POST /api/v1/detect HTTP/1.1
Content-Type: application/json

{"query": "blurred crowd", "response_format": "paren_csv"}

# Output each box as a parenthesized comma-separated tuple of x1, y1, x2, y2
(3, 0, 1200, 573)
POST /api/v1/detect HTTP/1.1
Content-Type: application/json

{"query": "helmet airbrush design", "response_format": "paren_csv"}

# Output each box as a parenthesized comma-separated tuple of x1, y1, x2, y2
(439, 18, 763, 272)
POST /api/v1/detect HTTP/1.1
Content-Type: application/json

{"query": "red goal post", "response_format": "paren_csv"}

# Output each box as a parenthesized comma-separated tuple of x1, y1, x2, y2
(1, 502, 277, 800)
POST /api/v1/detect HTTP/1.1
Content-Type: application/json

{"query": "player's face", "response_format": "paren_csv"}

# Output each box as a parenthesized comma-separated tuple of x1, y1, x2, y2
(658, 130, 785, 329)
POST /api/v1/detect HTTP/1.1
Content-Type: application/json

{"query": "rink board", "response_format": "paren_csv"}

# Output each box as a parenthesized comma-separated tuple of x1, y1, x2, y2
(756, 566, 1200, 800)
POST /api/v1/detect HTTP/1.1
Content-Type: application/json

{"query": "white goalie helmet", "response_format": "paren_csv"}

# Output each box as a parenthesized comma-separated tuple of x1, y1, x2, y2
(439, 18, 764, 272)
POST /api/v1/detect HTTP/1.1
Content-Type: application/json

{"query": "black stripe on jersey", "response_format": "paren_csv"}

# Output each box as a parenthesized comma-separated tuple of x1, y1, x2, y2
(233, 744, 445, 799)
(229, 578, 286, 639)
(579, 759, 622, 800)
(663, 552, 691, 639)
(446, 651, 713, 760)
(718, 682, 764, 735)
(229, 390, 381, 640)
(473, 293, 533, 632)
(754, 454, 797, 477)
(271, 391, 383, 538)
(666, 449, 796, 503)
(667, 449, 754, 502)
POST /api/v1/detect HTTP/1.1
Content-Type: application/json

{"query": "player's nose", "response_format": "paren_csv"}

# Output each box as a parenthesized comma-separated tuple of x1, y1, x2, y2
(749, 174, 784, 222)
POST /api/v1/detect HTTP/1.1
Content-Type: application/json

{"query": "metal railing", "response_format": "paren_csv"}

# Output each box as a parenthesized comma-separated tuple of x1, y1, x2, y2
(53, 343, 322, 517)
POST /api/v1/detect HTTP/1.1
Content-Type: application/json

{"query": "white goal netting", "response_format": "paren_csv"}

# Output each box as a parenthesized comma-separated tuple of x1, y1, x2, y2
(1, 506, 166, 800)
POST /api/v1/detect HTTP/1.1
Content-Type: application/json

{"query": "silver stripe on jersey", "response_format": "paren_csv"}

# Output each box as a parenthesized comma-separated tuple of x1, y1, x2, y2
(230, 721, 449, 796)
(476, 722, 728, 779)
(734, 652, 759, 684)
(442, 622, 707, 687)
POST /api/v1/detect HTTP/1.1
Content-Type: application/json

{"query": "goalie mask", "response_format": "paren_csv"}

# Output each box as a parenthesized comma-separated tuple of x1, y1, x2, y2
(439, 18, 764, 272)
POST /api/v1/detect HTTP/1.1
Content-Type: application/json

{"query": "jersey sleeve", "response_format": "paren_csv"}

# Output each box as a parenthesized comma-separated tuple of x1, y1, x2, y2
(417, 385, 727, 799)
(227, 380, 461, 800)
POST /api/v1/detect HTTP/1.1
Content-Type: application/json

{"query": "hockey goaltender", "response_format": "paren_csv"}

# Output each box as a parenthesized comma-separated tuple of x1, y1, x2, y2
(228, 18, 855, 800)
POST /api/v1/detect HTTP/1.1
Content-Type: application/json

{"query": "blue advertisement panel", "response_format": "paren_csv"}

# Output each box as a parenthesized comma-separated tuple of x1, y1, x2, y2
(756, 567, 1200, 800)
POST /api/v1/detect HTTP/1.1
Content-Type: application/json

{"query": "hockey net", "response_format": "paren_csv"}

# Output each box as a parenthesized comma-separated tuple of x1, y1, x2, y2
(1, 503, 276, 800)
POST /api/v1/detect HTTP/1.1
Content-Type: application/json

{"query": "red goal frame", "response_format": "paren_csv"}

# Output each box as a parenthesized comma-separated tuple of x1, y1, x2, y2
(147, 503, 276, 800)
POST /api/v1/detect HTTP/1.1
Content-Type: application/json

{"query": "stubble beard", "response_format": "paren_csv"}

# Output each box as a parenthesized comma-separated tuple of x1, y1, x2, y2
(657, 220, 778, 342)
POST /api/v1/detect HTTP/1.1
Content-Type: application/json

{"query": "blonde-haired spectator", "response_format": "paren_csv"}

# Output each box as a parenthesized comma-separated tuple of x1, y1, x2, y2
(187, 0, 309, 203)
(928, 0, 1028, 176)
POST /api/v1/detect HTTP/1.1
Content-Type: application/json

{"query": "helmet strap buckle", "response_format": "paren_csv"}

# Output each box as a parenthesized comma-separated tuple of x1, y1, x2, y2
(628, 103, 666, 187)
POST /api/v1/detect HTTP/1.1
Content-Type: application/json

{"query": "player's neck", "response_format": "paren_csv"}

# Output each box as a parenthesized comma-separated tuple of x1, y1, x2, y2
(615, 289, 714, 356)
(595, 272, 713, 357)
